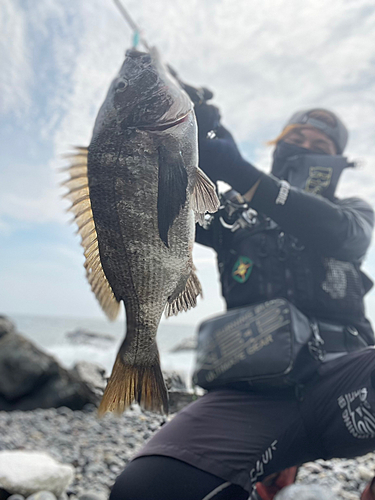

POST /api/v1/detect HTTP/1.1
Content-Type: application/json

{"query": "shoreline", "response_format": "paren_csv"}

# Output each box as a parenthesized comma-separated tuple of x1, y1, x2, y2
(0, 407, 373, 500)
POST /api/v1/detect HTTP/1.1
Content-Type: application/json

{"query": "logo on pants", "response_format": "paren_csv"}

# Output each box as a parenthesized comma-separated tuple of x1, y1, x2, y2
(338, 388, 375, 439)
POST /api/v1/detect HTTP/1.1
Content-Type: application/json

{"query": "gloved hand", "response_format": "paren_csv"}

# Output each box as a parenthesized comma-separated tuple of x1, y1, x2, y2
(198, 123, 263, 195)
(194, 102, 221, 139)
(167, 66, 219, 137)
(167, 66, 262, 195)
(168, 64, 213, 102)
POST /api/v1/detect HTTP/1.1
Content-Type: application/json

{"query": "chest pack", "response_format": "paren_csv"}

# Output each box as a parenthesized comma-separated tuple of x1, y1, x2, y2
(209, 191, 370, 329)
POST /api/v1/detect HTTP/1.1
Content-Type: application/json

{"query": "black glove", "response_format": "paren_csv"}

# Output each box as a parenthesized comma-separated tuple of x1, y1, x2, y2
(178, 83, 219, 138)
(198, 124, 263, 195)
(181, 83, 214, 106)
(167, 67, 262, 194)
(194, 103, 221, 139)
(168, 65, 214, 104)
(167, 66, 219, 137)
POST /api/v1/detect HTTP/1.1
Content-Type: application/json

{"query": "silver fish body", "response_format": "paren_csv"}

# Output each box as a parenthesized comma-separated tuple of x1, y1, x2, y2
(64, 49, 219, 414)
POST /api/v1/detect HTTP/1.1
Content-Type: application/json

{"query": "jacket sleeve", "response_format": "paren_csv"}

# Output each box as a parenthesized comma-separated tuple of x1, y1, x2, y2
(197, 126, 374, 261)
(195, 223, 215, 248)
(250, 174, 374, 261)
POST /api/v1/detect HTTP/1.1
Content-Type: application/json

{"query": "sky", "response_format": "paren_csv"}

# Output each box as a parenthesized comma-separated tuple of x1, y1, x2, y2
(1, 0, 375, 327)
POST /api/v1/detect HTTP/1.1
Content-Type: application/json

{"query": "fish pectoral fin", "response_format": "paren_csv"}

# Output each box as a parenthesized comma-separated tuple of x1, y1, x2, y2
(98, 349, 168, 416)
(157, 144, 188, 247)
(191, 167, 220, 225)
(165, 268, 202, 317)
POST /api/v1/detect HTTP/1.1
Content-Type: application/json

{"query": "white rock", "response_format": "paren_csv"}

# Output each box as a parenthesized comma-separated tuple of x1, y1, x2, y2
(358, 464, 375, 482)
(0, 451, 74, 497)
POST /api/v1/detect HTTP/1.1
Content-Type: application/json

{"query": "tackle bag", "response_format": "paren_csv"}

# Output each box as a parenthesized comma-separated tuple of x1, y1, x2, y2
(192, 298, 366, 391)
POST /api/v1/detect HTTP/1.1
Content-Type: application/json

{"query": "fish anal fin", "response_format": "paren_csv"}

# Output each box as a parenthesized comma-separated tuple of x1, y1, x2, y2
(191, 167, 220, 224)
(97, 353, 168, 416)
(157, 144, 188, 247)
(165, 268, 202, 317)
(62, 146, 120, 321)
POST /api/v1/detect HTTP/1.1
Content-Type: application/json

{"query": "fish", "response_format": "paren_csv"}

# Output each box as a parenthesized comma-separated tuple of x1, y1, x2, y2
(62, 48, 219, 415)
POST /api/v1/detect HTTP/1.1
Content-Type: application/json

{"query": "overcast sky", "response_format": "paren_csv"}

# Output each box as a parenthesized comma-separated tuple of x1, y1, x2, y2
(1, 0, 375, 327)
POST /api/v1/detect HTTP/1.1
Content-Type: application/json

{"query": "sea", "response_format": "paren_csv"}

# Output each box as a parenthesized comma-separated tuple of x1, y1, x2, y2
(8, 313, 198, 387)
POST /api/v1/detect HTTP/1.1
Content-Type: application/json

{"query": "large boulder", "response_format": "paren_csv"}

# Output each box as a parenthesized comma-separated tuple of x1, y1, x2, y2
(0, 451, 74, 497)
(65, 329, 115, 347)
(0, 316, 15, 339)
(71, 361, 107, 399)
(0, 317, 98, 411)
(0, 316, 199, 413)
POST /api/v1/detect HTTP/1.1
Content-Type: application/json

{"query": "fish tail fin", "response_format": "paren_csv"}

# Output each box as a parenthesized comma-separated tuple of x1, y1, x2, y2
(98, 349, 168, 417)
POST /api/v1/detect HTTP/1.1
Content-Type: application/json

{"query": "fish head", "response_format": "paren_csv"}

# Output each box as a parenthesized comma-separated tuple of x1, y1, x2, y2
(110, 48, 193, 131)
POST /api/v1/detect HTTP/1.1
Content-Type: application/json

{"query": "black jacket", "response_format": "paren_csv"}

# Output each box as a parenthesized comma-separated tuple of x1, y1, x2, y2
(196, 131, 375, 345)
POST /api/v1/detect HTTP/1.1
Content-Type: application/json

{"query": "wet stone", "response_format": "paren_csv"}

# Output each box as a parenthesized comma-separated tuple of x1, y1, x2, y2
(26, 492, 57, 500)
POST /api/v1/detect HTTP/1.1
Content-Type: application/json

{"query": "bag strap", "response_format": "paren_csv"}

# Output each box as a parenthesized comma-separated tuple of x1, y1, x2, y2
(308, 320, 326, 362)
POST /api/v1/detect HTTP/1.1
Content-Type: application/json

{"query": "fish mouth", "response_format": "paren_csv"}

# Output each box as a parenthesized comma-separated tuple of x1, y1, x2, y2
(137, 112, 191, 132)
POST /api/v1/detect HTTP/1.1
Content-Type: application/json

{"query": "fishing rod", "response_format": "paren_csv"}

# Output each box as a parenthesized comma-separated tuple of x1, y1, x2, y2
(112, 0, 211, 106)
(113, 0, 150, 50)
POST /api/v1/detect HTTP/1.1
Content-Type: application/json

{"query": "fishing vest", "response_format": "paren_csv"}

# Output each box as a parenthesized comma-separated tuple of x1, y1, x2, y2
(210, 213, 374, 344)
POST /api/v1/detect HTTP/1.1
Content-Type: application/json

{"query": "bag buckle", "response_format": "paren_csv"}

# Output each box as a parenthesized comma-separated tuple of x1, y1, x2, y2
(308, 321, 326, 362)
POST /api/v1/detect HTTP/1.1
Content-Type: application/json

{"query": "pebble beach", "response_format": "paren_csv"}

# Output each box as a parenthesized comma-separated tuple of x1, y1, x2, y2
(1, 406, 374, 500)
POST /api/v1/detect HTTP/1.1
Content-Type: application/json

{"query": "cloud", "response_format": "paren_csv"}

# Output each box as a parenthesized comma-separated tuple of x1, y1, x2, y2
(2, 0, 375, 319)
(0, 0, 32, 116)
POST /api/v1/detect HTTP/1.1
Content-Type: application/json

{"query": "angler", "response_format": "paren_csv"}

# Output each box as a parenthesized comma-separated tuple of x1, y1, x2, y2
(109, 87, 375, 499)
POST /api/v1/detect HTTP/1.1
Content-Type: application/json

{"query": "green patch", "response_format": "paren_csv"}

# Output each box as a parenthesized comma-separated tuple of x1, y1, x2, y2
(232, 256, 253, 283)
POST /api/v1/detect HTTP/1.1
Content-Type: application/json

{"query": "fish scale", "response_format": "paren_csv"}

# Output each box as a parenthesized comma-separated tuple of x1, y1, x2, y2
(63, 48, 219, 415)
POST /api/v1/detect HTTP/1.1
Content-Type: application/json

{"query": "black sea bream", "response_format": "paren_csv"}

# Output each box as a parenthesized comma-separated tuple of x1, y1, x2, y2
(62, 49, 219, 415)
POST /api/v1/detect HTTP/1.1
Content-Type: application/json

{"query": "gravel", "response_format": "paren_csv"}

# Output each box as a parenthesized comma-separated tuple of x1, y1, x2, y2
(0, 406, 374, 500)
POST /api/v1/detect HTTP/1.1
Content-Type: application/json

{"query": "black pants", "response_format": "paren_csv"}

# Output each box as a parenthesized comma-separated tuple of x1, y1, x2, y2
(110, 456, 248, 500)
(112, 348, 375, 497)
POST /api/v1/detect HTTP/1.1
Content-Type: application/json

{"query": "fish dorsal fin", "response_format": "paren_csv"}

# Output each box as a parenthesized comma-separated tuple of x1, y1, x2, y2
(62, 147, 120, 321)
(191, 167, 220, 225)
(157, 144, 188, 247)
(165, 267, 202, 317)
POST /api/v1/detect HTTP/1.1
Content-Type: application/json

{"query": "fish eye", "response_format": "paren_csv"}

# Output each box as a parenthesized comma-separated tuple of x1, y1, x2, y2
(115, 80, 128, 92)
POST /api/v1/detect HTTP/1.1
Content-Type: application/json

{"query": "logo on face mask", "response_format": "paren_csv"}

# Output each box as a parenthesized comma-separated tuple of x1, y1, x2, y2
(304, 166, 333, 195)
(232, 256, 253, 283)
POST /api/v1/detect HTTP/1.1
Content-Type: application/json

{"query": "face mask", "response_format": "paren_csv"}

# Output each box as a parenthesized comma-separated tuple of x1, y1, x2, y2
(271, 141, 352, 199)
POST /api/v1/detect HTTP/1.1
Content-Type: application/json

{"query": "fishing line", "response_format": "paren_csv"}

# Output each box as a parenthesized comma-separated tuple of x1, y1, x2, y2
(112, 0, 150, 50)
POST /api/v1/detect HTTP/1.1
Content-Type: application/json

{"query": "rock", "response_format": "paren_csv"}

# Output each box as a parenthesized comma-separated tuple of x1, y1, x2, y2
(358, 465, 374, 482)
(300, 462, 323, 474)
(0, 316, 15, 339)
(77, 492, 107, 500)
(0, 330, 98, 411)
(71, 363, 106, 400)
(0, 332, 59, 401)
(8, 495, 25, 500)
(163, 372, 187, 391)
(65, 330, 115, 347)
(163, 371, 200, 413)
(27, 492, 57, 500)
(0, 451, 74, 497)
(170, 337, 197, 352)
(274, 484, 338, 499)
(168, 391, 199, 413)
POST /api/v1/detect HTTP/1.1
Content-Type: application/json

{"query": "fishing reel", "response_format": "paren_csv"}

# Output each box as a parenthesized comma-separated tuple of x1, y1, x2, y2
(218, 189, 257, 232)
